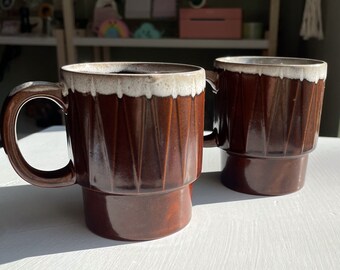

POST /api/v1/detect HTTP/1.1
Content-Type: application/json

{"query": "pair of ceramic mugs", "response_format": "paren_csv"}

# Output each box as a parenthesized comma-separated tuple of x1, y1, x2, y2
(1, 56, 327, 241)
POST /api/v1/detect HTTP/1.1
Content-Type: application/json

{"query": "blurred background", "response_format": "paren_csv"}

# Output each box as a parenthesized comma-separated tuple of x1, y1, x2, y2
(0, 0, 338, 139)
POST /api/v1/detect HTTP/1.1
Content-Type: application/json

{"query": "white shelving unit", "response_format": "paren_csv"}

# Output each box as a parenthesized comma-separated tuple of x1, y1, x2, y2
(0, 34, 56, 46)
(0, 1, 280, 69)
(73, 37, 269, 49)
(62, 0, 280, 64)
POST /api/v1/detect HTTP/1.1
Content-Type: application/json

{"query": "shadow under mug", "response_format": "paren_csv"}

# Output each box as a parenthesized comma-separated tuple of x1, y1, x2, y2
(1, 62, 206, 241)
(206, 56, 327, 196)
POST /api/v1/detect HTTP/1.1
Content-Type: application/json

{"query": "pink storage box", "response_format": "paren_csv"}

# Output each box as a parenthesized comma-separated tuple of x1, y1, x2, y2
(179, 8, 242, 39)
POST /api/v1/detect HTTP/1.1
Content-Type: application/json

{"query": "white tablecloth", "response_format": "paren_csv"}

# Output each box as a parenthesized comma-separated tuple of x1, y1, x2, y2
(0, 126, 340, 270)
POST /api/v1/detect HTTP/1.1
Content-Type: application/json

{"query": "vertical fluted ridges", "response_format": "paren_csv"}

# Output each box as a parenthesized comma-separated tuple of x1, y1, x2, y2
(67, 92, 205, 194)
(215, 71, 325, 157)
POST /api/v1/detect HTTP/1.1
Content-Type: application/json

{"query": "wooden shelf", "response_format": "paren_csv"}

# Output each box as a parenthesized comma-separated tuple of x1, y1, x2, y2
(73, 37, 269, 49)
(0, 34, 57, 46)
(62, 0, 280, 63)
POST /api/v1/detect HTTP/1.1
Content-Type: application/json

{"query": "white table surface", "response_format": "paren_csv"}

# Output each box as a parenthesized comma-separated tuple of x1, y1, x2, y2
(0, 126, 340, 270)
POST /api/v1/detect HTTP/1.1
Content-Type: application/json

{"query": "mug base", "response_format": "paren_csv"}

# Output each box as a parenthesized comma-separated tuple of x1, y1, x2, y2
(220, 150, 308, 196)
(82, 184, 192, 241)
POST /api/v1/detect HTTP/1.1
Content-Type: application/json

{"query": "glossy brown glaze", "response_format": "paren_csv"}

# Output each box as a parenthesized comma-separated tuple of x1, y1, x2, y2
(66, 92, 205, 194)
(66, 91, 204, 240)
(83, 184, 193, 240)
(214, 70, 325, 195)
(221, 151, 308, 195)
(1, 62, 206, 241)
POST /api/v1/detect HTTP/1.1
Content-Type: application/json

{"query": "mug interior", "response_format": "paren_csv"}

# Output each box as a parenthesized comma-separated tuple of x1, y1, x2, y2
(61, 62, 202, 75)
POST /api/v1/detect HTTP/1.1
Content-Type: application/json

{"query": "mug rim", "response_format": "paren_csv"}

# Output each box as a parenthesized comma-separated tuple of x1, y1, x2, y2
(61, 61, 204, 76)
(60, 62, 206, 98)
(214, 56, 327, 67)
(214, 56, 327, 83)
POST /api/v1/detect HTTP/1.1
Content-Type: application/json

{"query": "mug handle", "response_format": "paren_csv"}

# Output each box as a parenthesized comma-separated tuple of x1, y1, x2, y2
(205, 70, 219, 94)
(1, 81, 76, 187)
(204, 70, 219, 147)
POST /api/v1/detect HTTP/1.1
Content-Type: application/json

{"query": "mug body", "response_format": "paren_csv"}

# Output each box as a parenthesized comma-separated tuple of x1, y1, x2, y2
(213, 56, 327, 195)
(61, 62, 205, 239)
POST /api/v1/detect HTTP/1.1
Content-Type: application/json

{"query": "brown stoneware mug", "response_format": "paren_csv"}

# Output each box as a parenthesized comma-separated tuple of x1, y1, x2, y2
(1, 62, 206, 240)
(206, 56, 327, 196)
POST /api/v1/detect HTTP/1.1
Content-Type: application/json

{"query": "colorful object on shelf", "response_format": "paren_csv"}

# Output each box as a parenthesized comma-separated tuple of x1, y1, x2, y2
(95, 0, 121, 19)
(92, 0, 122, 34)
(179, 8, 242, 39)
(98, 19, 129, 38)
(38, 3, 54, 36)
(38, 3, 54, 18)
(133, 23, 163, 39)
(243, 22, 264, 39)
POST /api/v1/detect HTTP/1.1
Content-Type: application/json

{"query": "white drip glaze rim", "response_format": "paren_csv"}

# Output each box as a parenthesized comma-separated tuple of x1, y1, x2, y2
(61, 62, 206, 98)
(214, 56, 327, 83)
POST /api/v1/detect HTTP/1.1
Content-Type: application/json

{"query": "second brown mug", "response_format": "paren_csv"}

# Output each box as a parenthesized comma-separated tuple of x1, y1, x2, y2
(207, 56, 327, 196)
